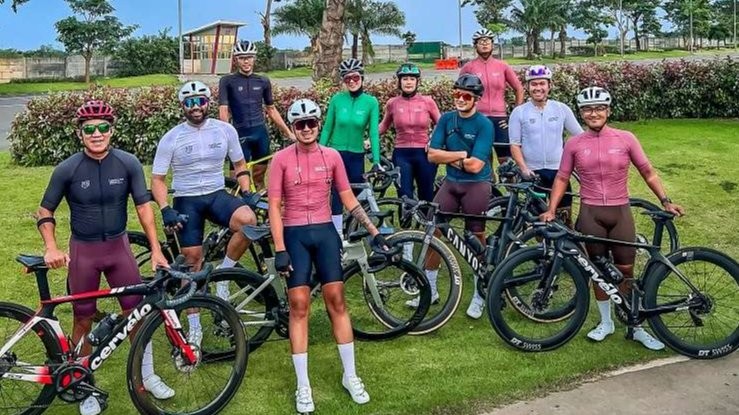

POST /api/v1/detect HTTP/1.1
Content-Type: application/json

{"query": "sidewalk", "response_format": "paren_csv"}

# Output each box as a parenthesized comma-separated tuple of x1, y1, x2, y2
(483, 352, 739, 415)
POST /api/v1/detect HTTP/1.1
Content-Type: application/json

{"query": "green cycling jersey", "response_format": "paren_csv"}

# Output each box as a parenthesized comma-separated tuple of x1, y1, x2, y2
(319, 91, 381, 164)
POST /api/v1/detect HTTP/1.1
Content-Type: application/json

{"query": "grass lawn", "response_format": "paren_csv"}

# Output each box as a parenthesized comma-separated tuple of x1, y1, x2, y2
(0, 118, 737, 414)
(0, 74, 180, 96)
(505, 48, 734, 65)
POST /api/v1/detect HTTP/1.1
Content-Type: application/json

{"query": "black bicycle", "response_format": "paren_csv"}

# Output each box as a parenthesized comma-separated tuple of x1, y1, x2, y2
(486, 211, 739, 359)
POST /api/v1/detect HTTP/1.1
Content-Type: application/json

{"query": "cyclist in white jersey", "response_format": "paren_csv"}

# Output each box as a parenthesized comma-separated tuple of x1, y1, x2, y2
(509, 65, 583, 225)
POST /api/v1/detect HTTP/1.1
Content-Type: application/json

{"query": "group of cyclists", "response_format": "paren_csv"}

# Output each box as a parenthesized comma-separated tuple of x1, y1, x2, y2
(35, 28, 685, 414)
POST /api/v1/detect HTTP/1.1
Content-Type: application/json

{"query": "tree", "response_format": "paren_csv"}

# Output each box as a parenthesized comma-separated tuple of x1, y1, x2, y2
(462, 0, 512, 45)
(346, 0, 405, 64)
(114, 29, 178, 76)
(401, 30, 416, 46)
(711, 0, 736, 47)
(664, 0, 713, 50)
(0, 0, 30, 12)
(258, 0, 289, 70)
(619, 0, 660, 51)
(571, 0, 613, 56)
(55, 0, 136, 83)
(313, 0, 347, 82)
(272, 0, 325, 57)
(509, 0, 561, 59)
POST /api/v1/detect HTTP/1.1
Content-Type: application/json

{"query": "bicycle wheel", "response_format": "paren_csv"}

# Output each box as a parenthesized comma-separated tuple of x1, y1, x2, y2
(0, 302, 65, 415)
(629, 197, 680, 277)
(206, 267, 279, 353)
(487, 247, 590, 351)
(345, 197, 411, 236)
(127, 295, 248, 415)
(385, 230, 463, 334)
(343, 256, 431, 341)
(127, 231, 174, 278)
(643, 247, 739, 359)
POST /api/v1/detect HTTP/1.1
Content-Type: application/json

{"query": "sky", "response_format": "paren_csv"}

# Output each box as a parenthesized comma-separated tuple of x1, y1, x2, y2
(0, 0, 653, 51)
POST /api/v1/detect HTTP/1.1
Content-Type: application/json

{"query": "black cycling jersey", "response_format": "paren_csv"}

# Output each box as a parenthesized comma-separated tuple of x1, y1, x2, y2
(40, 149, 151, 242)
(218, 72, 274, 129)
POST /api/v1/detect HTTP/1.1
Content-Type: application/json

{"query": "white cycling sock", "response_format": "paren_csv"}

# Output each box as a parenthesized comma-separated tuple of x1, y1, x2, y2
(471, 276, 483, 303)
(141, 341, 154, 379)
(597, 300, 613, 325)
(425, 269, 438, 294)
(292, 353, 310, 388)
(218, 256, 238, 268)
(187, 312, 201, 332)
(331, 215, 343, 237)
(337, 342, 357, 379)
(402, 242, 414, 262)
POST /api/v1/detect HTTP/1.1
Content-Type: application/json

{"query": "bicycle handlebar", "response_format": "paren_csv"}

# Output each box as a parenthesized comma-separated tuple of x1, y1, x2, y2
(153, 259, 213, 308)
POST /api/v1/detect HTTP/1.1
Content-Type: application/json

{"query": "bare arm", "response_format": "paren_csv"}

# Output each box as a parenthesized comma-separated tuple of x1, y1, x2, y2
(268, 197, 286, 251)
(639, 166, 685, 216)
(37, 206, 68, 268)
(427, 148, 467, 165)
(134, 203, 169, 269)
(460, 156, 485, 174)
(151, 174, 170, 209)
(545, 176, 570, 215)
(232, 159, 252, 193)
(219, 105, 230, 122)
(339, 189, 379, 236)
(510, 145, 530, 173)
(266, 105, 294, 139)
(514, 85, 524, 106)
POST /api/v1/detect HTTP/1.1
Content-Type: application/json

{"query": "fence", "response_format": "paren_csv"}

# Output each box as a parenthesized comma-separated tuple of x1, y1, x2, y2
(0, 56, 116, 83)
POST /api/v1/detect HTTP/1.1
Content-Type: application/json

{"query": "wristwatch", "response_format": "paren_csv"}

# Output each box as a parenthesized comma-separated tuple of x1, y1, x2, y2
(660, 196, 672, 206)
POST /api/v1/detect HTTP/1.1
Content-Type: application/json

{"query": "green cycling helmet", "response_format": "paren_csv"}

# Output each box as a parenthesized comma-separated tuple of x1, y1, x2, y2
(396, 62, 421, 77)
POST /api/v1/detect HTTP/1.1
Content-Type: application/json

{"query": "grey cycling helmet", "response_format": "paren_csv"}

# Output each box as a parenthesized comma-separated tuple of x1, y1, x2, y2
(233, 40, 257, 56)
(453, 74, 484, 97)
(178, 80, 211, 103)
(577, 86, 612, 108)
(339, 58, 364, 77)
(472, 28, 495, 43)
(287, 99, 322, 123)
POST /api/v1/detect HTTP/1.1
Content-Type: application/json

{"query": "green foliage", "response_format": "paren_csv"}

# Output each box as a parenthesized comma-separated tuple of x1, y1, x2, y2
(0, 48, 22, 58)
(272, 0, 325, 54)
(23, 44, 69, 57)
(9, 58, 739, 166)
(0, 0, 30, 12)
(253, 40, 277, 72)
(113, 30, 179, 77)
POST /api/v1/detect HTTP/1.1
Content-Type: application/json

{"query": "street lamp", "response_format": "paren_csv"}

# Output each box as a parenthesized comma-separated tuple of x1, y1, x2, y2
(689, 0, 694, 54)
(458, 0, 463, 59)
(734, 0, 737, 49)
(178, 0, 184, 74)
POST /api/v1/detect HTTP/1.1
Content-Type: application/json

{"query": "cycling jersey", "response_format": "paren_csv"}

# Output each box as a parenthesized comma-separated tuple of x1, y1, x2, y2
(459, 57, 523, 117)
(218, 72, 274, 129)
(40, 149, 150, 242)
(379, 94, 440, 148)
(152, 119, 244, 197)
(268, 143, 351, 227)
(429, 111, 494, 183)
(557, 126, 651, 206)
(319, 91, 381, 164)
(509, 100, 583, 170)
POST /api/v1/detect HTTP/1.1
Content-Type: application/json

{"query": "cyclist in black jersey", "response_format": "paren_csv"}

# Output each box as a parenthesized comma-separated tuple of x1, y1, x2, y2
(219, 40, 295, 190)
(37, 101, 172, 415)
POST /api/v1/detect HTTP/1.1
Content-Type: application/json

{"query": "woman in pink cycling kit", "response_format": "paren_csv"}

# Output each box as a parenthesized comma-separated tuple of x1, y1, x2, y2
(460, 28, 524, 164)
(379, 62, 441, 201)
(541, 87, 684, 350)
(268, 99, 391, 413)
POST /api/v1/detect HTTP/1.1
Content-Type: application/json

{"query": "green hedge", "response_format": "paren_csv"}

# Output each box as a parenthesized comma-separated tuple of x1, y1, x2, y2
(9, 58, 739, 166)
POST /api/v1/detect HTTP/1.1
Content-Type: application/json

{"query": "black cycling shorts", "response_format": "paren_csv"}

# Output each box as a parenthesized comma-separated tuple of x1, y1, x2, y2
(488, 116, 511, 159)
(284, 222, 343, 289)
(173, 190, 245, 247)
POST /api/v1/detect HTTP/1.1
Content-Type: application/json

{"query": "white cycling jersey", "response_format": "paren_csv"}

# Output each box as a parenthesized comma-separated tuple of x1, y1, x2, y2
(152, 118, 244, 197)
(509, 100, 583, 170)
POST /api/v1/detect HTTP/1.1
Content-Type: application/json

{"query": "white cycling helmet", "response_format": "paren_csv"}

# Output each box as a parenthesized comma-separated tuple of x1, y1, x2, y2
(177, 80, 211, 103)
(576, 86, 612, 108)
(339, 58, 364, 77)
(472, 28, 495, 43)
(233, 40, 257, 56)
(525, 65, 553, 81)
(287, 99, 322, 123)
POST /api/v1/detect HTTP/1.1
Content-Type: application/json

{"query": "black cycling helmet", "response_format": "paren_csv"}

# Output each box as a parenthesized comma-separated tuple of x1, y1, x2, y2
(453, 74, 484, 97)
(339, 58, 364, 77)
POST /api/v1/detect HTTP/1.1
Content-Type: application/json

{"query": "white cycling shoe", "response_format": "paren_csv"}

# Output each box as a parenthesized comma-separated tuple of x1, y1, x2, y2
(79, 396, 102, 415)
(404, 291, 440, 308)
(586, 321, 615, 341)
(143, 374, 175, 400)
(187, 326, 203, 349)
(632, 327, 665, 351)
(342, 375, 370, 404)
(215, 280, 230, 302)
(466, 295, 485, 319)
(295, 386, 315, 413)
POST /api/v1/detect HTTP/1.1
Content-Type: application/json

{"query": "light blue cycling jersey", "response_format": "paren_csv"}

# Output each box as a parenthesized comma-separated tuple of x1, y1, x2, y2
(508, 100, 583, 170)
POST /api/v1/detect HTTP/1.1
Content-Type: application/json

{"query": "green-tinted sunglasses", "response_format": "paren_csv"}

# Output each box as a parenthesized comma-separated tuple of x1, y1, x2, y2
(81, 122, 112, 135)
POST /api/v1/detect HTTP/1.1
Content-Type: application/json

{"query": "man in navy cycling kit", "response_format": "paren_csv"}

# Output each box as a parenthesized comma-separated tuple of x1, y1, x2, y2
(151, 81, 257, 329)
(219, 40, 295, 190)
(37, 101, 173, 415)
(509, 65, 583, 226)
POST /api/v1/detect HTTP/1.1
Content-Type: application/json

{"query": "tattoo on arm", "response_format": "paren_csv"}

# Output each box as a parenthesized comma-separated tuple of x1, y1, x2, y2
(350, 205, 373, 230)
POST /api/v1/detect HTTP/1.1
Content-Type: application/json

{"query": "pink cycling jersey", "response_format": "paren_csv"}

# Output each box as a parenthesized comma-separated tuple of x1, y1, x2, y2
(459, 57, 522, 117)
(379, 94, 441, 148)
(268, 143, 351, 226)
(557, 126, 652, 206)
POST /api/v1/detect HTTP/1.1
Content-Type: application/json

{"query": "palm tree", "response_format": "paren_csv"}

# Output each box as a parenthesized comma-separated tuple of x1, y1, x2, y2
(346, 0, 406, 64)
(509, 0, 560, 59)
(272, 0, 325, 56)
(546, 0, 569, 58)
(313, 0, 347, 81)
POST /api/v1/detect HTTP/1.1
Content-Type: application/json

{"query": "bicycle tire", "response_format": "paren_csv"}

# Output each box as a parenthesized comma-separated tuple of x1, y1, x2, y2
(343, 255, 431, 341)
(127, 295, 247, 415)
(207, 267, 279, 353)
(0, 302, 64, 415)
(385, 230, 463, 334)
(642, 247, 739, 359)
(487, 247, 590, 352)
(126, 231, 174, 277)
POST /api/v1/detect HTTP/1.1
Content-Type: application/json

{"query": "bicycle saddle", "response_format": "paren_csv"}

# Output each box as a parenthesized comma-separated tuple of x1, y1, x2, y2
(369, 210, 394, 221)
(241, 224, 272, 241)
(16, 254, 47, 271)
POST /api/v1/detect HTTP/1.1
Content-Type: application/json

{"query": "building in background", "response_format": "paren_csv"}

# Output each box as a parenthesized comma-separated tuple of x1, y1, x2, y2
(182, 20, 245, 74)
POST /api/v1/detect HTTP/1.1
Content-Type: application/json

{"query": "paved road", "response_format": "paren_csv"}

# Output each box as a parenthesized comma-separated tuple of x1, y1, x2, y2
(484, 352, 739, 415)
(0, 96, 32, 151)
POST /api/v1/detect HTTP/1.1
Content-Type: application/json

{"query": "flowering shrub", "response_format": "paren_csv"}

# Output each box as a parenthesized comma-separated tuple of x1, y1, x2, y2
(9, 58, 739, 166)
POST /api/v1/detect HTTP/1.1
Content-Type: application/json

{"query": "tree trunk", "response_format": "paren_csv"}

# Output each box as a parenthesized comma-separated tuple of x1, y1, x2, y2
(550, 30, 556, 59)
(533, 31, 541, 55)
(84, 53, 91, 83)
(351, 32, 359, 59)
(632, 17, 641, 51)
(313, 0, 347, 82)
(558, 26, 567, 58)
(361, 34, 370, 65)
(526, 33, 534, 59)
(261, 0, 273, 71)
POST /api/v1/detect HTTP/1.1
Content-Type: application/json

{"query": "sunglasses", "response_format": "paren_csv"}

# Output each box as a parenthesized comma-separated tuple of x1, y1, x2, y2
(293, 119, 319, 130)
(81, 122, 112, 135)
(452, 91, 475, 102)
(581, 106, 609, 115)
(183, 96, 209, 109)
(343, 74, 362, 84)
(236, 55, 255, 62)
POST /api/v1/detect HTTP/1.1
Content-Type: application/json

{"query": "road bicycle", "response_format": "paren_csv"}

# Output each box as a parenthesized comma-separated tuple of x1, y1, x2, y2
(486, 211, 739, 359)
(0, 255, 247, 415)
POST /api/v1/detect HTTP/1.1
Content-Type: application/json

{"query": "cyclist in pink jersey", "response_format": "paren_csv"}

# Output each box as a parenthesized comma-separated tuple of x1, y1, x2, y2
(460, 28, 524, 163)
(541, 87, 684, 350)
(379, 62, 441, 202)
(268, 99, 392, 413)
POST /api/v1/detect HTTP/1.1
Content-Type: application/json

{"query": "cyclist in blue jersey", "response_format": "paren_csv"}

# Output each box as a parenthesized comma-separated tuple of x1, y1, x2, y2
(37, 101, 173, 415)
(219, 40, 295, 190)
